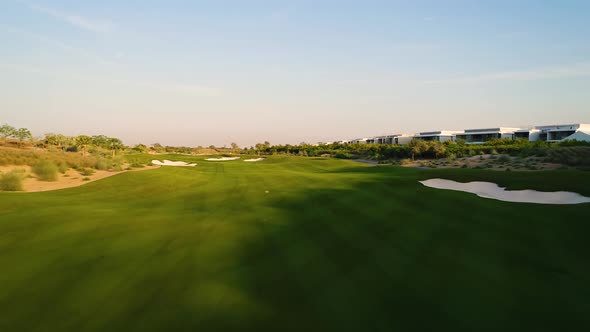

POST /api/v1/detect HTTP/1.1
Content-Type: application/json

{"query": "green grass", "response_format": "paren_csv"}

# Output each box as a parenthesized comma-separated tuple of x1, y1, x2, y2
(1, 155, 589, 331)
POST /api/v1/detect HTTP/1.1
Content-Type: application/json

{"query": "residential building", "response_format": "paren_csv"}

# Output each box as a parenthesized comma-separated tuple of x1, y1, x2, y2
(455, 127, 521, 144)
(415, 131, 461, 143)
(534, 124, 590, 142)
(513, 128, 541, 141)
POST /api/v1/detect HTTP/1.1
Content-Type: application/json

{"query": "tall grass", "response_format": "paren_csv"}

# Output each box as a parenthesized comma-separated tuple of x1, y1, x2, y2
(32, 161, 59, 181)
(0, 170, 24, 191)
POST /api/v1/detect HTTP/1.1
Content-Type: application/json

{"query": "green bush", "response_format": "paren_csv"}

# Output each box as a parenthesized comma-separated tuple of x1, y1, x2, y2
(32, 161, 58, 181)
(57, 163, 68, 174)
(95, 158, 109, 170)
(498, 155, 511, 163)
(0, 170, 24, 191)
(78, 168, 95, 176)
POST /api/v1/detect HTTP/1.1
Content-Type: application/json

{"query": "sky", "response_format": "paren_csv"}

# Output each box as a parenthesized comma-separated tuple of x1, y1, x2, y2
(1, 0, 590, 147)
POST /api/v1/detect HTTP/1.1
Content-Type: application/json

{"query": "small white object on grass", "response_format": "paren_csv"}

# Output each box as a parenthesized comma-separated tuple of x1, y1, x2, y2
(265, 190, 269, 194)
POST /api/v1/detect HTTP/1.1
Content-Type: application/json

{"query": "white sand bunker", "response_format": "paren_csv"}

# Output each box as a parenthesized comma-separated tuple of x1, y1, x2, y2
(244, 158, 265, 162)
(151, 160, 197, 167)
(420, 178, 590, 205)
(204, 157, 240, 161)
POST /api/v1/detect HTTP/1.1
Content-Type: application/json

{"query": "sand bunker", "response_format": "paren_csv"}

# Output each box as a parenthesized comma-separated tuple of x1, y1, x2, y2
(204, 157, 240, 161)
(420, 178, 590, 205)
(244, 158, 265, 162)
(151, 160, 197, 167)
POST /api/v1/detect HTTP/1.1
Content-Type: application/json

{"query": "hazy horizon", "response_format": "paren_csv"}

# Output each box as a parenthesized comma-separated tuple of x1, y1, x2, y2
(2, 0, 590, 147)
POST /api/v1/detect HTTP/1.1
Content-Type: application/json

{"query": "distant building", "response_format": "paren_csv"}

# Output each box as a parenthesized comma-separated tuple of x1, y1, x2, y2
(331, 123, 590, 146)
(455, 127, 521, 144)
(374, 135, 400, 144)
(534, 124, 590, 142)
(393, 134, 415, 145)
(415, 131, 461, 143)
(514, 128, 541, 141)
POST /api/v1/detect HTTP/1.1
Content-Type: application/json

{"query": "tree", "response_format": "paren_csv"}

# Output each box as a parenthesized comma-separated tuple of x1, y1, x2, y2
(133, 144, 148, 153)
(409, 139, 428, 160)
(14, 128, 32, 146)
(0, 124, 16, 139)
(75, 135, 92, 156)
(107, 137, 124, 157)
(255, 143, 265, 155)
(152, 143, 164, 153)
(230, 142, 239, 151)
(430, 142, 446, 158)
(91, 135, 109, 149)
(44, 133, 70, 152)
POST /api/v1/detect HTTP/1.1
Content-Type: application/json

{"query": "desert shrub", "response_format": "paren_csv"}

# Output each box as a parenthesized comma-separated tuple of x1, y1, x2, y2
(32, 161, 58, 181)
(82, 177, 91, 181)
(94, 158, 109, 170)
(112, 164, 124, 172)
(400, 158, 412, 166)
(57, 163, 68, 174)
(0, 170, 24, 191)
(334, 152, 351, 159)
(78, 168, 95, 176)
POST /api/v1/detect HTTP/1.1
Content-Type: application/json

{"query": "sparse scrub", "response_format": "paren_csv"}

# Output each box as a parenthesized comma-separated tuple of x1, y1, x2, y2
(57, 163, 68, 174)
(0, 170, 24, 191)
(32, 160, 58, 181)
(78, 168, 95, 176)
(95, 158, 109, 170)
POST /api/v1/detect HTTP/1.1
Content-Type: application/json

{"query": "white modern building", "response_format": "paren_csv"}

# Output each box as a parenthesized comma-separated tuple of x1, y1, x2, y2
(534, 124, 590, 142)
(514, 128, 541, 141)
(393, 134, 415, 145)
(414, 131, 462, 143)
(350, 138, 370, 144)
(374, 135, 399, 144)
(455, 127, 521, 144)
(335, 123, 590, 146)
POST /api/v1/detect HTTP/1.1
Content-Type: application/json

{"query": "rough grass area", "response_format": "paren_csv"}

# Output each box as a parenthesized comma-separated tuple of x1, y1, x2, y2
(0, 156, 589, 331)
(0, 169, 24, 191)
(0, 147, 130, 172)
(31, 160, 59, 181)
(547, 146, 590, 167)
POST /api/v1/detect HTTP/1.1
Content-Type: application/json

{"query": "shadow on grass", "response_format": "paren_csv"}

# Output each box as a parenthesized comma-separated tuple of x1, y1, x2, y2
(229, 176, 590, 331)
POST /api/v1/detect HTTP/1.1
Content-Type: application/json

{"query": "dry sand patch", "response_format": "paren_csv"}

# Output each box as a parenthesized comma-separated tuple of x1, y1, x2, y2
(0, 164, 159, 192)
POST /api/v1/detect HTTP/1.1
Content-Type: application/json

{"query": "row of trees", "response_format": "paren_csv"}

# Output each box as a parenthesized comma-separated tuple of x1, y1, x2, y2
(0, 124, 32, 144)
(43, 133, 125, 157)
(247, 138, 590, 160)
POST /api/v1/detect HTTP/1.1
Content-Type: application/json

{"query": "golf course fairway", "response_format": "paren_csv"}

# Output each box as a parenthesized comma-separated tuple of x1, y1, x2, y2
(1, 156, 589, 331)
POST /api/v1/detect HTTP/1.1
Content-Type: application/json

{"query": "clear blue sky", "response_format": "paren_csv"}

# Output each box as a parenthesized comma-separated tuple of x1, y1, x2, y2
(1, 0, 589, 146)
